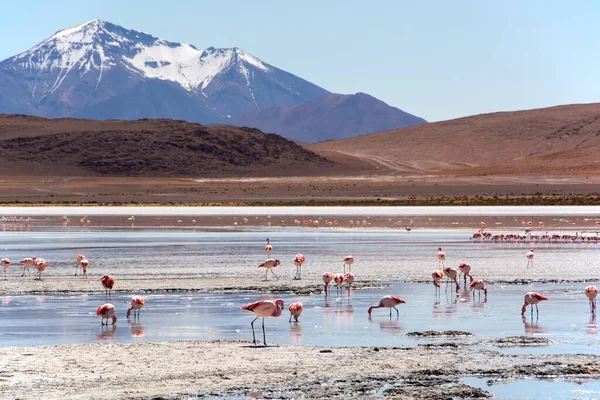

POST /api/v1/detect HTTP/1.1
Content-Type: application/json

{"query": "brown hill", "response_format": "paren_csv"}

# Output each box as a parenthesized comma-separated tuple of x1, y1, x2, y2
(0, 115, 333, 177)
(309, 103, 600, 176)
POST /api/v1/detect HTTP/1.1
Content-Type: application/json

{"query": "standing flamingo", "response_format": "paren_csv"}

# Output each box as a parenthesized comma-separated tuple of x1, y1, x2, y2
(241, 299, 284, 345)
(344, 272, 355, 296)
(343, 255, 354, 273)
(1, 257, 11, 279)
(333, 273, 344, 295)
(19, 257, 37, 277)
(293, 254, 305, 280)
(470, 279, 488, 299)
(526, 249, 535, 268)
(79, 258, 89, 277)
(75, 254, 86, 276)
(323, 272, 333, 295)
(457, 263, 473, 284)
(258, 259, 280, 280)
(585, 286, 598, 313)
(368, 296, 406, 317)
(265, 238, 273, 256)
(34, 258, 47, 280)
(97, 303, 117, 325)
(521, 292, 548, 316)
(443, 266, 460, 292)
(437, 247, 446, 267)
(432, 270, 443, 294)
(101, 274, 115, 298)
(288, 302, 303, 322)
(127, 296, 145, 319)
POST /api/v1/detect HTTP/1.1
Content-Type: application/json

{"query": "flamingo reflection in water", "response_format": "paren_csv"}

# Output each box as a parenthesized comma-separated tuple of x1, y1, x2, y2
(289, 322, 302, 343)
(96, 324, 117, 341)
(587, 313, 597, 336)
(521, 316, 544, 335)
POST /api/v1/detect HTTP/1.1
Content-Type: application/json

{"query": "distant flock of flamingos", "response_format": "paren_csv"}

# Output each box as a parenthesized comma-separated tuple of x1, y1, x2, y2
(2, 219, 600, 346)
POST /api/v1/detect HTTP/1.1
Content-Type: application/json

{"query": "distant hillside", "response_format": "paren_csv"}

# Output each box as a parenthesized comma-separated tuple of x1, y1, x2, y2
(0, 115, 332, 177)
(309, 103, 600, 176)
(232, 93, 426, 143)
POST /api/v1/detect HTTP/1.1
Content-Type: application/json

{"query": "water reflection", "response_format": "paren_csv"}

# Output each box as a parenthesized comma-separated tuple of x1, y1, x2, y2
(129, 321, 145, 338)
(522, 316, 544, 335)
(377, 318, 403, 335)
(586, 313, 597, 336)
(96, 324, 117, 341)
(289, 322, 302, 343)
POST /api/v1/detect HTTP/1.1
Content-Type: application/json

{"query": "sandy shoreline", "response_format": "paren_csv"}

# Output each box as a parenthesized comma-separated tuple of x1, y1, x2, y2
(1, 339, 599, 399)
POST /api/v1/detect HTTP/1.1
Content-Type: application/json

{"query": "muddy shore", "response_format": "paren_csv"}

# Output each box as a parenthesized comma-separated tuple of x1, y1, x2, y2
(1, 339, 599, 399)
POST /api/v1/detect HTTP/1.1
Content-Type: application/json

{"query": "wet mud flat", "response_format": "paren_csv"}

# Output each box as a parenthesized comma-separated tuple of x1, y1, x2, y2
(1, 338, 600, 399)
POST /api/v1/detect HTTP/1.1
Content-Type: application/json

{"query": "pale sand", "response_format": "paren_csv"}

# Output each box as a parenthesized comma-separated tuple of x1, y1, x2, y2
(2, 340, 600, 399)
(0, 275, 382, 296)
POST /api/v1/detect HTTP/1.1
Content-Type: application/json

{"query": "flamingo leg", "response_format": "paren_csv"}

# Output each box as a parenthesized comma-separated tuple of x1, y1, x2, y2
(299, 267, 301, 280)
(343, 264, 346, 274)
(389, 308, 392, 317)
(394, 306, 399, 317)
(271, 269, 278, 280)
(75, 264, 78, 276)
(262, 317, 267, 346)
(250, 316, 258, 344)
(535, 304, 539, 315)
(289, 314, 292, 323)
(265, 269, 268, 281)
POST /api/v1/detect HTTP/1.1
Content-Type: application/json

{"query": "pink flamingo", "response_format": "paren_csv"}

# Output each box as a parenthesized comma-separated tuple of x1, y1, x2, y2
(1, 257, 11, 279)
(333, 273, 344, 294)
(101, 274, 115, 298)
(241, 299, 284, 345)
(470, 279, 488, 299)
(323, 272, 333, 295)
(405, 226, 412, 232)
(79, 258, 89, 277)
(432, 270, 443, 294)
(344, 272, 355, 296)
(97, 303, 117, 325)
(126, 296, 145, 319)
(457, 263, 473, 284)
(19, 257, 37, 277)
(293, 254, 305, 280)
(443, 266, 460, 292)
(585, 286, 598, 313)
(343, 255, 354, 273)
(34, 258, 47, 280)
(526, 249, 534, 268)
(288, 302, 303, 322)
(265, 238, 273, 256)
(437, 247, 446, 267)
(75, 254, 86, 276)
(368, 296, 406, 317)
(521, 292, 548, 316)
(258, 259, 280, 280)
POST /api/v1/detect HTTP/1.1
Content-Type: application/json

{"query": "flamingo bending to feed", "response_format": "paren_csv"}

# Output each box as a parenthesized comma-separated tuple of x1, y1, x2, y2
(443, 266, 460, 292)
(343, 255, 354, 273)
(585, 286, 598, 313)
(470, 279, 488, 299)
(241, 299, 284, 345)
(432, 271, 443, 294)
(437, 247, 446, 267)
(97, 303, 117, 325)
(288, 302, 303, 322)
(79, 258, 89, 277)
(19, 257, 37, 277)
(101, 274, 115, 298)
(258, 259, 280, 280)
(368, 296, 406, 317)
(293, 254, 305, 280)
(457, 263, 473, 284)
(344, 272, 355, 296)
(127, 296, 145, 319)
(526, 249, 534, 268)
(333, 273, 344, 294)
(34, 258, 47, 280)
(521, 292, 548, 316)
(265, 238, 273, 256)
(323, 272, 333, 295)
(1, 257, 11, 279)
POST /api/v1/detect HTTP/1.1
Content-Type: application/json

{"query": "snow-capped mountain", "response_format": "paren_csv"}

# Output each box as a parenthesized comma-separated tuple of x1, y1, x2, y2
(0, 19, 328, 122)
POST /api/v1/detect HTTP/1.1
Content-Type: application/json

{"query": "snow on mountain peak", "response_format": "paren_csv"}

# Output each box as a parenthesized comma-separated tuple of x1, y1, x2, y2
(6, 19, 271, 92)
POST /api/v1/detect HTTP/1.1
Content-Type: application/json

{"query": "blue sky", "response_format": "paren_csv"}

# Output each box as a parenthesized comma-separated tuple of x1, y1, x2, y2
(1, 0, 598, 121)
